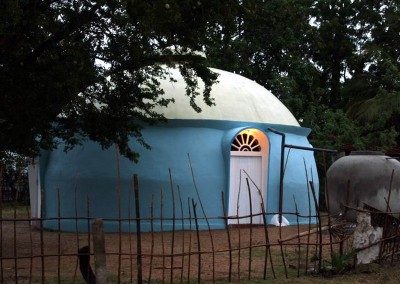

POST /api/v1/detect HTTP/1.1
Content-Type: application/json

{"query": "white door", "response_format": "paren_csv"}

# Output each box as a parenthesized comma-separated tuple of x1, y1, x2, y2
(228, 153, 263, 224)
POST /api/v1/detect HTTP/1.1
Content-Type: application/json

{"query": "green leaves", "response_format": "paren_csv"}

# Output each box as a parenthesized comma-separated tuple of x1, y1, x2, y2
(1, 0, 399, 160)
(0, 0, 229, 160)
(205, 0, 399, 154)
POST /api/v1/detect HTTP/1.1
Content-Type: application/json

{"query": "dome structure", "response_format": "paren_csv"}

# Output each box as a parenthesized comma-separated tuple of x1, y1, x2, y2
(156, 67, 300, 126)
(30, 67, 319, 233)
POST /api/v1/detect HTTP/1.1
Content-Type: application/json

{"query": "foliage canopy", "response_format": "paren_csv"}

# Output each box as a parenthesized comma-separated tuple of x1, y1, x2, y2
(205, 0, 399, 153)
(0, 0, 235, 161)
(1, 0, 399, 163)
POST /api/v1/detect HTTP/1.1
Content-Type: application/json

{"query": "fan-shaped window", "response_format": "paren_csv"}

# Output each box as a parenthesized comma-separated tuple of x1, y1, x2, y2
(231, 133, 261, 152)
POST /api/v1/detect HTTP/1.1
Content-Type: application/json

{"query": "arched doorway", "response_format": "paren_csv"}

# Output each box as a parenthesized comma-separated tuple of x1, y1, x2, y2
(228, 129, 269, 225)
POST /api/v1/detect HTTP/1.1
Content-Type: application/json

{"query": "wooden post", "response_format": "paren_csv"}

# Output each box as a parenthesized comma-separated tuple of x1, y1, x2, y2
(92, 218, 107, 284)
(134, 174, 143, 284)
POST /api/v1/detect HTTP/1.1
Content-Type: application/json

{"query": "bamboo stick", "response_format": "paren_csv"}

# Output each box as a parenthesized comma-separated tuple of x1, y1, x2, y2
(191, 199, 201, 284)
(169, 169, 176, 283)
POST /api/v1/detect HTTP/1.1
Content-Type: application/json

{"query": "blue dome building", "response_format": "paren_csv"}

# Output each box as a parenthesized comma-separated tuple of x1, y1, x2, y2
(29, 67, 319, 232)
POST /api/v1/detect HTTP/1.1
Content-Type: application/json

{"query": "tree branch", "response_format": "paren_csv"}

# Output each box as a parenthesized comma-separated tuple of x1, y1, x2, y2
(120, 53, 206, 70)
(21, 3, 102, 66)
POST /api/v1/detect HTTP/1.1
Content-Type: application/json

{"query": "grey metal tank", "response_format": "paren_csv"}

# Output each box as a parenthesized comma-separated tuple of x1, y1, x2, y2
(326, 151, 400, 221)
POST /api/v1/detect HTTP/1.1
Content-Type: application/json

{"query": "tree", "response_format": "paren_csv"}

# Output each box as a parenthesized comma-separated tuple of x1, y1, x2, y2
(204, 0, 399, 153)
(0, 151, 29, 202)
(206, 0, 317, 118)
(1, 0, 241, 161)
(343, 1, 400, 149)
(2, 0, 399, 163)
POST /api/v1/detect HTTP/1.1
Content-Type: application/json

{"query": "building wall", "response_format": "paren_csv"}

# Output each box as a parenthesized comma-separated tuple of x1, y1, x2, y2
(40, 120, 319, 232)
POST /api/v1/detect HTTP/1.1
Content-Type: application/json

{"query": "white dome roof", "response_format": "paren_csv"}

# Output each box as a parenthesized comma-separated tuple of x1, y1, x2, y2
(155, 67, 300, 126)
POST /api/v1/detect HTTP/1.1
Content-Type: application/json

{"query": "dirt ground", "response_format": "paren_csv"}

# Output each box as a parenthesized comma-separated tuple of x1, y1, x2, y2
(1, 217, 348, 283)
(1, 206, 399, 283)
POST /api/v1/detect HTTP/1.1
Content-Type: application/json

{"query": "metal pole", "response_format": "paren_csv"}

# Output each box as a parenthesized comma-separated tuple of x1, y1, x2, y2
(268, 128, 285, 223)
(284, 144, 337, 154)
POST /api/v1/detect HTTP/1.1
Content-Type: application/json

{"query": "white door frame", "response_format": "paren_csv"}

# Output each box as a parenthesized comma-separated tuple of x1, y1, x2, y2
(228, 129, 269, 225)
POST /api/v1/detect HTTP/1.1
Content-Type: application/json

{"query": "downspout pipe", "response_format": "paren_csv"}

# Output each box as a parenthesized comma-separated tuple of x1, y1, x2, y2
(268, 128, 285, 223)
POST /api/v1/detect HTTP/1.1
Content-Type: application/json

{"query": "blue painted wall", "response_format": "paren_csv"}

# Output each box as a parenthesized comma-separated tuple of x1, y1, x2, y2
(40, 119, 319, 232)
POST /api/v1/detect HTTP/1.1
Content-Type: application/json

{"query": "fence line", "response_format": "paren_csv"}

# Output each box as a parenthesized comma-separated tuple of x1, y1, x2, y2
(2, 189, 400, 283)
(2, 149, 400, 283)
